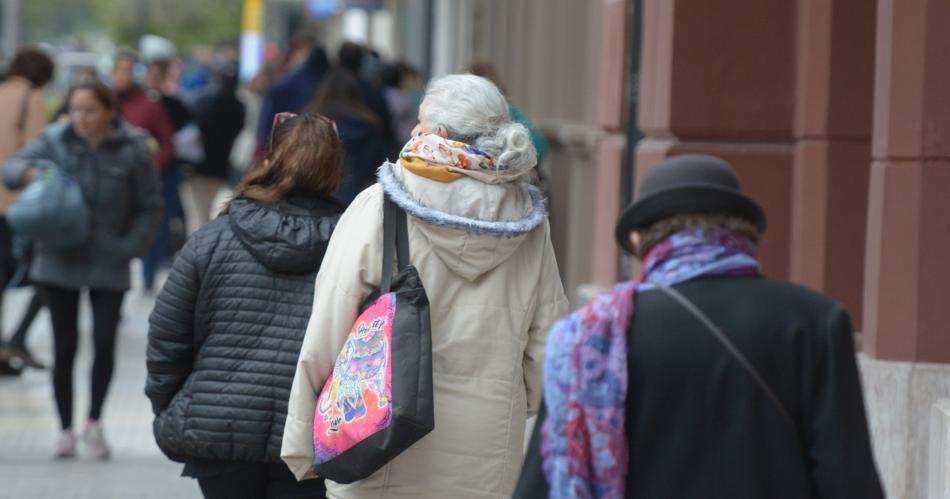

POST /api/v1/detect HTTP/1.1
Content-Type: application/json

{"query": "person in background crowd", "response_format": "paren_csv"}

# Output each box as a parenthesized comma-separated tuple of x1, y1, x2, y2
(231, 44, 285, 176)
(247, 54, 283, 97)
(515, 155, 885, 498)
(112, 52, 175, 173)
(309, 68, 387, 205)
(3, 81, 162, 460)
(147, 113, 343, 499)
(183, 64, 246, 234)
(140, 55, 196, 289)
(180, 45, 214, 98)
(256, 44, 330, 149)
(336, 41, 394, 152)
(466, 61, 549, 165)
(282, 74, 568, 498)
(112, 52, 175, 291)
(0, 47, 54, 373)
(380, 62, 423, 151)
(53, 67, 101, 121)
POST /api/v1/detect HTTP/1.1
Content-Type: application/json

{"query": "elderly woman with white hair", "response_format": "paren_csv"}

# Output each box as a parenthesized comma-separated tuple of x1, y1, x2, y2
(281, 74, 568, 498)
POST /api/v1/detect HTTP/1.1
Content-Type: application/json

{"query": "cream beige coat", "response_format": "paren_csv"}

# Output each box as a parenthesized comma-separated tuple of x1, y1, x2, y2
(282, 162, 568, 498)
(0, 76, 47, 214)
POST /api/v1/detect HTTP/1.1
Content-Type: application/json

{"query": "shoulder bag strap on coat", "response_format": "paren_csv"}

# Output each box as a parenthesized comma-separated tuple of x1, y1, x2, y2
(381, 196, 397, 293)
(394, 199, 410, 272)
(381, 195, 412, 294)
(654, 282, 798, 431)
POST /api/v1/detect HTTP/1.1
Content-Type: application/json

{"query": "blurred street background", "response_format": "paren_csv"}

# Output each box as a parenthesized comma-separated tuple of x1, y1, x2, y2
(0, 266, 199, 498)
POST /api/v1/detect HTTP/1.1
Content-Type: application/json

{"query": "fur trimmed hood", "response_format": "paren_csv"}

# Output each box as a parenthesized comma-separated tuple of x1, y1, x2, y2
(377, 161, 549, 281)
(377, 161, 546, 237)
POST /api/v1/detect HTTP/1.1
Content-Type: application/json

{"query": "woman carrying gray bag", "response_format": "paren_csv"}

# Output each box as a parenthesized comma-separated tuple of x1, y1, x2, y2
(2, 80, 163, 460)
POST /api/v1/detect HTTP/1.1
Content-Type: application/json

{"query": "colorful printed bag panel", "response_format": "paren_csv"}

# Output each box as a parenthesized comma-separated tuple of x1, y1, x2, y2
(313, 294, 396, 464)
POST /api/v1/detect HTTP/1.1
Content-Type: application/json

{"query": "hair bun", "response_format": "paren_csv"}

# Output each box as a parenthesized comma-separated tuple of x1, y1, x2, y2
(476, 121, 537, 180)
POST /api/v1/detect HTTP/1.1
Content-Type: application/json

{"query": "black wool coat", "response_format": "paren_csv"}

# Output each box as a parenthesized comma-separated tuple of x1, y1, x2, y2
(515, 277, 885, 499)
(145, 194, 342, 465)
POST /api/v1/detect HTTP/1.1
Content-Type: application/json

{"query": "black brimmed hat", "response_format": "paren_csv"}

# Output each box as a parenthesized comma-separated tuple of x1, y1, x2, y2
(615, 154, 766, 254)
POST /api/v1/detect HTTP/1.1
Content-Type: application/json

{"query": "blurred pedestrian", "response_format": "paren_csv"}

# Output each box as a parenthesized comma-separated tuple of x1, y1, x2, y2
(53, 67, 100, 120)
(380, 62, 423, 149)
(0, 47, 54, 372)
(3, 81, 163, 459)
(310, 68, 387, 205)
(256, 45, 330, 148)
(147, 112, 343, 499)
(180, 46, 215, 98)
(282, 74, 568, 498)
(140, 54, 198, 287)
(112, 52, 174, 290)
(112, 52, 175, 173)
(337, 41, 394, 151)
(182, 64, 245, 234)
(233, 47, 285, 174)
(517, 155, 885, 498)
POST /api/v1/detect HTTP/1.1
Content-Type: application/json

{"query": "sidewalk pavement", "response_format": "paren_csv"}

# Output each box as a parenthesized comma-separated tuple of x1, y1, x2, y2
(0, 272, 201, 499)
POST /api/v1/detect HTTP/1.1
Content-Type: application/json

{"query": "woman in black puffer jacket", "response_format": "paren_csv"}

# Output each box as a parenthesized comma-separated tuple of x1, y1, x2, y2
(146, 112, 344, 499)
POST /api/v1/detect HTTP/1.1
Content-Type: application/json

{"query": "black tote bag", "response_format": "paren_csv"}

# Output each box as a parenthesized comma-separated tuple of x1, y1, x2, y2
(312, 194, 433, 483)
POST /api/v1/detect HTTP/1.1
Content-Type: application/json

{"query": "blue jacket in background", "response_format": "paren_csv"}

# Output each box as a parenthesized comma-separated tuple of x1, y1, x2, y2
(256, 47, 330, 143)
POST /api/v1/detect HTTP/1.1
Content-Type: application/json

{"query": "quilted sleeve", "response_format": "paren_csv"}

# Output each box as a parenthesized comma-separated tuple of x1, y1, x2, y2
(145, 233, 201, 414)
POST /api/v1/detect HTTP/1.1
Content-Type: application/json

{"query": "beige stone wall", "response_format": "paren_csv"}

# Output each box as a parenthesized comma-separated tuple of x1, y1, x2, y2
(930, 400, 950, 499)
(860, 356, 950, 499)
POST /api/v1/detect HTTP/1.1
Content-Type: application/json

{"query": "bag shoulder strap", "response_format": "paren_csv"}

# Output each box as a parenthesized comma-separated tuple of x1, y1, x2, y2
(381, 196, 411, 293)
(395, 199, 409, 271)
(653, 282, 798, 431)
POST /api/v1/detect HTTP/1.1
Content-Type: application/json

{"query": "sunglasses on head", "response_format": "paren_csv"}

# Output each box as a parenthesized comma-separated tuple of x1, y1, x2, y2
(267, 112, 339, 158)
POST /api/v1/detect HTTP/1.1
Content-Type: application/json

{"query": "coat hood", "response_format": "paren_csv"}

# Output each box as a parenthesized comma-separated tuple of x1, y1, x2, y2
(228, 194, 343, 274)
(378, 161, 547, 281)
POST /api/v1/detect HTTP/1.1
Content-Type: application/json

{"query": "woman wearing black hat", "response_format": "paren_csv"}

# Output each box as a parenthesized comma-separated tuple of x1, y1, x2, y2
(514, 154, 884, 498)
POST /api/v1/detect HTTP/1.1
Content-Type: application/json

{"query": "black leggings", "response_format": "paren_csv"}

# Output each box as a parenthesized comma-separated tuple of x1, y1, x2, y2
(39, 285, 125, 430)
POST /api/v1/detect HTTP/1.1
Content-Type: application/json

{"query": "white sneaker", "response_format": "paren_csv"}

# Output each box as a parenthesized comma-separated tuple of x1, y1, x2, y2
(82, 420, 111, 460)
(54, 431, 76, 459)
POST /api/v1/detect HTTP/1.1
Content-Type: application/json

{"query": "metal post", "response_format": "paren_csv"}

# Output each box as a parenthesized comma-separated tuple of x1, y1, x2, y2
(620, 0, 644, 278)
(239, 0, 265, 82)
(2, 0, 21, 65)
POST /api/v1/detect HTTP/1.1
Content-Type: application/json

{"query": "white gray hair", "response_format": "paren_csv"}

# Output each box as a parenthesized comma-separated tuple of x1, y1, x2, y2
(420, 74, 537, 182)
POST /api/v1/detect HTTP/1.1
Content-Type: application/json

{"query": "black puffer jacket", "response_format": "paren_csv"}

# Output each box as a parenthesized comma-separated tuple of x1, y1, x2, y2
(145, 193, 343, 463)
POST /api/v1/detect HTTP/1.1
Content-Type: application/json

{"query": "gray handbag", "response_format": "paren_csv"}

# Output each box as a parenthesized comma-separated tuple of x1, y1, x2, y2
(6, 135, 91, 250)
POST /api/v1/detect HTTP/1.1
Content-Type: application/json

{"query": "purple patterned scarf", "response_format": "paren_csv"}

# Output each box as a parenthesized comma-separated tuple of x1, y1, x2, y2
(540, 229, 761, 498)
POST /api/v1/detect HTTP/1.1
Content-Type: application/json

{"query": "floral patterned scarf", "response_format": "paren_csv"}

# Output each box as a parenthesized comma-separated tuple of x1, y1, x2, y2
(540, 228, 761, 498)
(399, 133, 506, 184)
